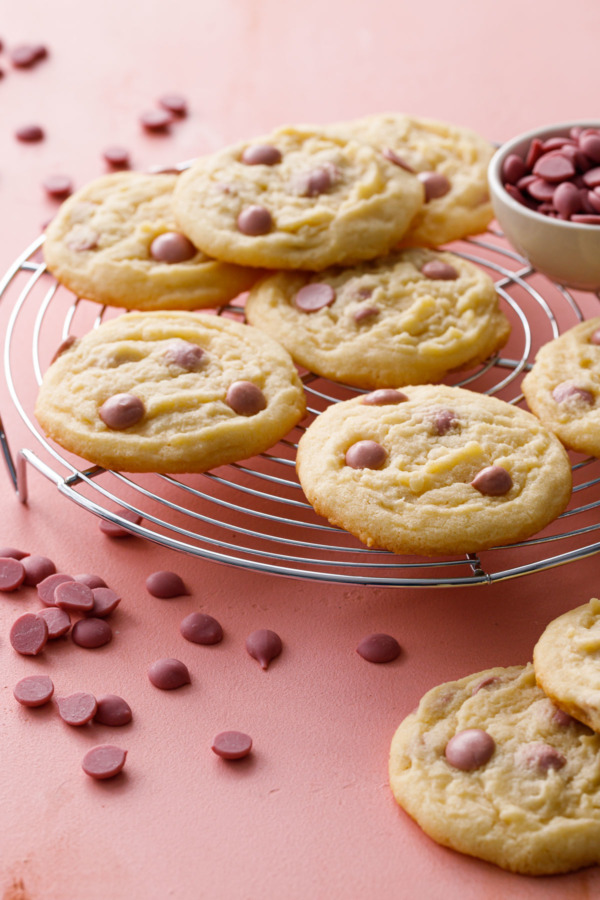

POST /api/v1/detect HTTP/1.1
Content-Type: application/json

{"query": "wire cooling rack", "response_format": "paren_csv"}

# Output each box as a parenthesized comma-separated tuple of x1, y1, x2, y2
(2, 229, 600, 587)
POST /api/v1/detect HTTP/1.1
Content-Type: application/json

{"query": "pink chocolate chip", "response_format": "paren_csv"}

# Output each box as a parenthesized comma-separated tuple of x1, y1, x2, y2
(71, 618, 113, 649)
(99, 393, 145, 429)
(417, 171, 451, 201)
(353, 306, 380, 323)
(82, 745, 127, 780)
(0, 547, 29, 560)
(470, 465, 513, 496)
(150, 232, 197, 263)
(180, 612, 224, 645)
(37, 606, 71, 639)
(421, 260, 459, 280)
(15, 124, 45, 143)
(103, 146, 131, 169)
(246, 628, 282, 670)
(55, 580, 94, 612)
(146, 570, 187, 599)
(94, 695, 133, 726)
(99, 508, 142, 537)
(580, 134, 600, 164)
(22, 554, 56, 586)
(237, 205, 272, 236)
(13, 675, 54, 708)
(431, 408, 458, 435)
(553, 181, 582, 218)
(0, 557, 26, 591)
(10, 43, 48, 68)
(516, 741, 566, 771)
(158, 93, 188, 116)
(444, 728, 495, 770)
(88, 587, 121, 618)
(361, 389, 408, 406)
(532, 153, 575, 183)
(10, 613, 48, 656)
(140, 109, 172, 132)
(382, 147, 415, 172)
(356, 633, 401, 663)
(226, 381, 267, 416)
(43, 175, 73, 199)
(501, 153, 528, 185)
(552, 383, 594, 405)
(294, 282, 336, 312)
(345, 440, 388, 470)
(37, 573, 75, 607)
(211, 731, 253, 760)
(294, 164, 338, 196)
(241, 144, 282, 166)
(148, 657, 191, 690)
(163, 339, 205, 370)
(74, 573, 108, 589)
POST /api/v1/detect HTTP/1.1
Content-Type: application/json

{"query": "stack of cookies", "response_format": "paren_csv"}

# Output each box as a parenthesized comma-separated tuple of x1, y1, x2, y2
(389, 597, 600, 876)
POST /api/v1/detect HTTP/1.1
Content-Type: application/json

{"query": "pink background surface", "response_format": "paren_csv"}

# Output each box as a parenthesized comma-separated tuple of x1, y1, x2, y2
(2, 2, 600, 898)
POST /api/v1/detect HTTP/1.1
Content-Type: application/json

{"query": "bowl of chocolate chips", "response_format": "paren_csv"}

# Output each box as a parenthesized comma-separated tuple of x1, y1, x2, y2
(488, 121, 600, 291)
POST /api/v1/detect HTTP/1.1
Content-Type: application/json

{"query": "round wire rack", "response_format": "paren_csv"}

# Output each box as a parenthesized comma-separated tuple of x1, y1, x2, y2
(2, 229, 600, 587)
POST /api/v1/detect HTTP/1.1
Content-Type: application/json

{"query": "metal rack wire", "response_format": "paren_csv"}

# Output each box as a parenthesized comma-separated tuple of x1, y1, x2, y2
(2, 229, 600, 587)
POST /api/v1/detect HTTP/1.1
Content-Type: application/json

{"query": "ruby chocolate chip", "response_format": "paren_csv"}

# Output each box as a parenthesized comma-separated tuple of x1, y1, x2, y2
(293, 282, 336, 313)
(237, 205, 273, 236)
(146, 570, 187, 599)
(22, 554, 56, 586)
(163, 339, 205, 371)
(148, 657, 191, 690)
(246, 628, 282, 670)
(180, 612, 224, 645)
(55, 581, 94, 612)
(82, 745, 127, 779)
(99, 393, 145, 429)
(431, 408, 458, 435)
(226, 381, 267, 416)
(13, 675, 54, 708)
(470, 465, 513, 496)
(75, 573, 108, 589)
(15, 124, 45, 143)
(552, 382, 594, 405)
(361, 389, 408, 406)
(99, 508, 143, 537)
(516, 741, 566, 771)
(356, 633, 401, 663)
(444, 728, 495, 770)
(43, 175, 73, 199)
(103, 146, 131, 169)
(88, 587, 121, 618)
(37, 606, 71, 639)
(293, 164, 338, 197)
(94, 695, 133, 727)
(37, 573, 75, 606)
(241, 144, 282, 166)
(56, 692, 97, 726)
(140, 109, 172, 132)
(0, 557, 26, 591)
(353, 305, 380, 323)
(345, 440, 388, 470)
(211, 731, 253, 760)
(71, 618, 113, 649)
(417, 171, 451, 201)
(0, 546, 29, 560)
(382, 147, 414, 172)
(150, 232, 197, 263)
(158, 93, 188, 116)
(420, 260, 459, 280)
(10, 43, 48, 68)
(10, 613, 48, 656)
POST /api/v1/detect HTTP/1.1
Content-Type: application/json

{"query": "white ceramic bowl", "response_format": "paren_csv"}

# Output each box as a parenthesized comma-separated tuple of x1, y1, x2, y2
(488, 121, 600, 291)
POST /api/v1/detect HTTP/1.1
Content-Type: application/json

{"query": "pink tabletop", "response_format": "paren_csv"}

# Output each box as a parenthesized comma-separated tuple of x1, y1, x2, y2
(1, 3, 600, 898)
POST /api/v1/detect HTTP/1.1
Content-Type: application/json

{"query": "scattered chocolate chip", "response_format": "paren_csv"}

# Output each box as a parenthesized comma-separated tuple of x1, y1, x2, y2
(345, 440, 388, 470)
(150, 232, 197, 263)
(10, 43, 48, 69)
(140, 109, 172, 132)
(58, 692, 98, 730)
(82, 745, 127, 779)
(246, 628, 282, 670)
(102, 146, 131, 169)
(293, 282, 336, 312)
(382, 147, 415, 172)
(10, 613, 48, 656)
(356, 633, 401, 663)
(74, 573, 108, 589)
(226, 381, 267, 416)
(0, 546, 29, 560)
(444, 728, 495, 770)
(471, 675, 500, 695)
(241, 144, 282, 166)
(22, 555, 56, 587)
(15, 124, 45, 143)
(211, 731, 252, 760)
(37, 606, 71, 639)
(72, 618, 113, 649)
(148, 657, 191, 690)
(353, 305, 380, 323)
(146, 570, 187, 599)
(552, 382, 594, 405)
(552, 705, 576, 727)
(37, 573, 75, 607)
(68, 232, 99, 252)
(50, 335, 77, 363)
(98, 508, 143, 537)
(163, 339, 205, 371)
(55, 581, 94, 613)
(180, 612, 224, 645)
(237, 205, 272, 236)
(13, 675, 54, 708)
(158, 93, 188, 116)
(99, 393, 145, 429)
(417, 171, 451, 201)
(0, 557, 26, 591)
(94, 695, 132, 727)
(87, 587, 120, 618)
(420, 260, 459, 280)
(470, 465, 513, 496)
(42, 175, 73, 199)
(360, 389, 408, 406)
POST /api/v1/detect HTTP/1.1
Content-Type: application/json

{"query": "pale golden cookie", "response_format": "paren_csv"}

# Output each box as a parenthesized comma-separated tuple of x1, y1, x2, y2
(389, 664, 600, 875)
(43, 171, 261, 310)
(534, 598, 600, 733)
(245, 248, 509, 389)
(172, 124, 425, 271)
(295, 385, 571, 556)
(522, 318, 600, 457)
(34, 311, 306, 473)
(327, 113, 495, 246)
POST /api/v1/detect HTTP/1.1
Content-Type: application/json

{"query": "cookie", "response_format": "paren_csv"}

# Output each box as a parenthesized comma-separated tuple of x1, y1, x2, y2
(295, 384, 572, 556)
(389, 663, 600, 875)
(172, 124, 425, 271)
(327, 113, 495, 246)
(533, 598, 600, 733)
(43, 171, 261, 310)
(34, 311, 306, 473)
(522, 318, 600, 456)
(245, 247, 510, 389)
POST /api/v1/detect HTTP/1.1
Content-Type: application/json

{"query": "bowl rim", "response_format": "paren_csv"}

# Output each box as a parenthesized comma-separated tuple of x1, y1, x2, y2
(488, 119, 600, 231)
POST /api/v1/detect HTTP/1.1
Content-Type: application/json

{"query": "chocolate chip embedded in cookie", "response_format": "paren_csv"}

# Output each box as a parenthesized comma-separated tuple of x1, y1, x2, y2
(172, 124, 425, 271)
(296, 384, 571, 556)
(43, 171, 262, 310)
(245, 248, 509, 389)
(34, 311, 306, 474)
(389, 664, 600, 875)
